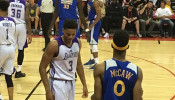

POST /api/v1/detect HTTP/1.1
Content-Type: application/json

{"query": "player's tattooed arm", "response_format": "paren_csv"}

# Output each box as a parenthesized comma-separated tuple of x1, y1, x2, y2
(92, 62, 104, 100)
(77, 0, 88, 29)
(25, 2, 33, 43)
(76, 39, 88, 98)
(39, 40, 58, 100)
(88, 0, 101, 30)
(48, 0, 58, 35)
(133, 67, 143, 100)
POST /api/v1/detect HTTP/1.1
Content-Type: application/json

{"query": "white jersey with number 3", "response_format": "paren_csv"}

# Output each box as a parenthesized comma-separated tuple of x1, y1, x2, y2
(8, 0, 26, 24)
(50, 37, 80, 80)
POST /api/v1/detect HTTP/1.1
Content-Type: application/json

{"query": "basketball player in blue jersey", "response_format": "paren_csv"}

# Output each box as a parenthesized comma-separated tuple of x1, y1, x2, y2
(48, 0, 87, 38)
(83, 0, 101, 69)
(8, 0, 33, 78)
(91, 30, 143, 100)
(39, 19, 88, 100)
(0, 0, 16, 99)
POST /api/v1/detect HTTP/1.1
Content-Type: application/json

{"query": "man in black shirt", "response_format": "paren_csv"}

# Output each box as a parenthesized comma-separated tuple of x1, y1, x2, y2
(102, 0, 123, 37)
(121, 2, 141, 37)
(139, 1, 156, 37)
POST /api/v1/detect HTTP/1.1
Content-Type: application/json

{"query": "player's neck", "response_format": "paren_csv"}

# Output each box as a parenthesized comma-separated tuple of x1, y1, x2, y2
(113, 50, 126, 61)
(62, 36, 73, 47)
(0, 11, 8, 17)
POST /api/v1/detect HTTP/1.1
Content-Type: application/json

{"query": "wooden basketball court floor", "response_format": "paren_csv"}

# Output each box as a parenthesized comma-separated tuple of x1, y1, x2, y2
(0, 37, 175, 100)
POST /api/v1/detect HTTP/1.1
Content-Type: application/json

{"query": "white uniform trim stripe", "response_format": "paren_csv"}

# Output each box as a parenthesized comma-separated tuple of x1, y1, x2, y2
(105, 59, 117, 70)
(127, 63, 137, 74)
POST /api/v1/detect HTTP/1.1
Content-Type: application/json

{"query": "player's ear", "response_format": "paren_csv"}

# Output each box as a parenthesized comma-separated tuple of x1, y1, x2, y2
(127, 45, 129, 49)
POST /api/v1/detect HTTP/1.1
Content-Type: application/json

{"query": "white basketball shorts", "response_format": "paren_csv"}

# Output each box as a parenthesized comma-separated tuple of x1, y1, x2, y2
(0, 45, 15, 75)
(49, 78, 75, 100)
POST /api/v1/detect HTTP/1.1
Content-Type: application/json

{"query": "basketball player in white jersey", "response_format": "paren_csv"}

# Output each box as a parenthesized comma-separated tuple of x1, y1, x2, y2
(0, 0, 16, 100)
(39, 19, 88, 100)
(8, 0, 33, 78)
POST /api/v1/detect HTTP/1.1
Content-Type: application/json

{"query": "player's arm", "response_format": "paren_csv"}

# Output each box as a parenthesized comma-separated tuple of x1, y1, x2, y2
(91, 62, 104, 100)
(77, 0, 87, 29)
(25, 2, 33, 44)
(133, 67, 143, 100)
(48, 0, 58, 34)
(76, 39, 88, 98)
(88, 0, 101, 30)
(39, 40, 58, 99)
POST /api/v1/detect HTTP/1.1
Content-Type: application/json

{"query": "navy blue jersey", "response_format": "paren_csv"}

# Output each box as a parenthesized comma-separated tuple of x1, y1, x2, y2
(58, 0, 78, 20)
(102, 58, 138, 100)
(88, 0, 97, 20)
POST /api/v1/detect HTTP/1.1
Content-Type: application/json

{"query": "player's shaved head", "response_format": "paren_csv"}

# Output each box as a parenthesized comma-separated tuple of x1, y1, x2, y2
(64, 19, 78, 29)
(0, 0, 9, 11)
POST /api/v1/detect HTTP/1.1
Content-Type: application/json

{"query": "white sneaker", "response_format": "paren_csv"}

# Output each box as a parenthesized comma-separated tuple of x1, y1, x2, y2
(39, 31, 43, 35)
(137, 33, 142, 38)
(103, 33, 109, 38)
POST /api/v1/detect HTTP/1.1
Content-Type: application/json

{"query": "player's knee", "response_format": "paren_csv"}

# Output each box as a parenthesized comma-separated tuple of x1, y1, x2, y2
(92, 45, 98, 53)
(18, 50, 24, 55)
(5, 74, 13, 88)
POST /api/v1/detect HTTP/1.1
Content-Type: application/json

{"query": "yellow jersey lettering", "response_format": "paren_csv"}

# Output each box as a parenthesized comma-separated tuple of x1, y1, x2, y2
(110, 70, 116, 77)
(121, 70, 125, 78)
(125, 71, 133, 80)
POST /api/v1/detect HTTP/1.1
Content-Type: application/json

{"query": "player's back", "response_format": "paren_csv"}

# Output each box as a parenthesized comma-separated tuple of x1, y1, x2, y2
(50, 36, 79, 80)
(8, 0, 26, 24)
(58, 0, 78, 20)
(102, 58, 138, 100)
(0, 17, 16, 45)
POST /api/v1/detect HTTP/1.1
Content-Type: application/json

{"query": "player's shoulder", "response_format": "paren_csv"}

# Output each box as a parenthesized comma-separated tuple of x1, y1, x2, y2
(45, 39, 59, 55)
(94, 62, 105, 76)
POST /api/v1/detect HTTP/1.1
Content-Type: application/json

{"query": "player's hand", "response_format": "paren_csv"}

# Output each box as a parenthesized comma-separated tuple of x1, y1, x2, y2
(82, 29, 90, 42)
(27, 34, 32, 44)
(46, 90, 54, 100)
(82, 85, 88, 98)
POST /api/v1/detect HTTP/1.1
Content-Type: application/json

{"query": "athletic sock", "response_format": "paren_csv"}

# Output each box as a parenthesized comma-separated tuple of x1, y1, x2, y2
(17, 65, 22, 72)
(94, 58, 99, 64)
(90, 54, 94, 60)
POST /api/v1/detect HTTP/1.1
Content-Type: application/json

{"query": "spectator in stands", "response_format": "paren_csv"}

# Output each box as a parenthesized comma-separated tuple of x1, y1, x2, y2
(139, 1, 156, 37)
(165, 0, 173, 13)
(121, 2, 141, 37)
(155, 1, 174, 37)
(122, 0, 131, 7)
(29, 0, 39, 34)
(102, 0, 123, 37)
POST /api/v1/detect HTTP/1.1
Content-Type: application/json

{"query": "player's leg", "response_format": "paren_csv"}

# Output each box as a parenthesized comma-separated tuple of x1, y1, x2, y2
(15, 24, 27, 78)
(89, 20, 101, 69)
(5, 74, 13, 100)
(69, 80, 75, 100)
(3, 45, 15, 100)
(49, 79, 69, 100)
